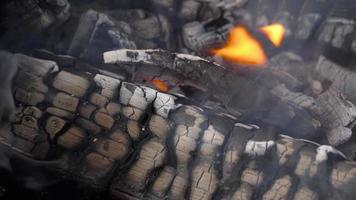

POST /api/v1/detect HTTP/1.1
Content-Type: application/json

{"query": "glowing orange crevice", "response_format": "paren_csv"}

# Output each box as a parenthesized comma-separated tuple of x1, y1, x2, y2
(213, 26, 267, 66)
(150, 78, 169, 92)
(260, 23, 285, 47)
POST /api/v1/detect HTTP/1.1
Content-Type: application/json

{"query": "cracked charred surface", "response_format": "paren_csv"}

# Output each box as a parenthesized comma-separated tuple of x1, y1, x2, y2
(1, 54, 356, 200)
(104, 49, 356, 146)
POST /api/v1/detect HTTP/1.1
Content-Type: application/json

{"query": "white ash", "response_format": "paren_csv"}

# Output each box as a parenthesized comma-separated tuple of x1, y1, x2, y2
(315, 145, 346, 164)
(244, 140, 275, 157)
(153, 92, 176, 118)
(94, 74, 121, 98)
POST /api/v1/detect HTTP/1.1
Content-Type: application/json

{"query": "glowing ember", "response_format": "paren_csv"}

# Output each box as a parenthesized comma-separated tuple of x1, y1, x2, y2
(213, 26, 267, 66)
(260, 23, 285, 47)
(150, 78, 169, 92)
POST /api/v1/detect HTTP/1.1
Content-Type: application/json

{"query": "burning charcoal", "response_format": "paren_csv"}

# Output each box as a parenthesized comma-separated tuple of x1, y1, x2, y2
(316, 56, 356, 103)
(295, 0, 334, 41)
(0, 0, 70, 49)
(182, 20, 232, 53)
(250, 0, 280, 26)
(103, 49, 319, 140)
(131, 15, 172, 49)
(314, 88, 356, 146)
(32, 49, 75, 68)
(197, 1, 221, 21)
(318, 1, 356, 50)
(295, 14, 322, 40)
(68, 9, 136, 63)
(179, 1, 202, 22)
(318, 18, 355, 49)
(271, 83, 356, 145)
(0, 0, 70, 33)
(7, 43, 356, 200)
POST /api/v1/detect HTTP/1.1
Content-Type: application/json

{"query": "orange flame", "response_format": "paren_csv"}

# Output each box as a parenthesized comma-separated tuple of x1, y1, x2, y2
(260, 23, 285, 47)
(213, 26, 267, 66)
(150, 78, 169, 92)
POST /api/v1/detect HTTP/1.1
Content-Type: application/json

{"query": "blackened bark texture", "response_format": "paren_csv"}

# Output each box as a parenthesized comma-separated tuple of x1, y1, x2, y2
(1, 54, 356, 200)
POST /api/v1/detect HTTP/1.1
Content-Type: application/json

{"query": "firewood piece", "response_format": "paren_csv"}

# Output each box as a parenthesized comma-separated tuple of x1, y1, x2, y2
(105, 102, 121, 116)
(179, 0, 201, 21)
(182, 21, 231, 53)
(153, 92, 176, 118)
(94, 74, 121, 99)
(126, 120, 141, 141)
(295, 0, 334, 40)
(271, 85, 316, 110)
(13, 124, 38, 141)
(78, 103, 97, 119)
(75, 118, 101, 135)
(318, 18, 355, 49)
(231, 183, 253, 200)
(149, 166, 176, 198)
(94, 112, 115, 130)
(95, 139, 128, 160)
(89, 93, 109, 107)
(262, 175, 292, 200)
(124, 138, 166, 192)
(52, 71, 90, 97)
(32, 49, 75, 68)
(121, 106, 144, 121)
(316, 56, 356, 103)
(190, 162, 219, 200)
(244, 140, 275, 158)
(46, 107, 74, 120)
(57, 126, 86, 150)
(45, 116, 66, 139)
(119, 82, 157, 110)
(104, 49, 246, 115)
(15, 89, 45, 106)
(110, 129, 130, 145)
(52, 92, 79, 112)
(148, 115, 171, 139)
(293, 187, 318, 200)
(20, 116, 38, 129)
(15, 71, 48, 93)
(67, 10, 135, 63)
(23, 106, 43, 119)
(314, 88, 356, 146)
(85, 152, 113, 171)
(15, 54, 59, 76)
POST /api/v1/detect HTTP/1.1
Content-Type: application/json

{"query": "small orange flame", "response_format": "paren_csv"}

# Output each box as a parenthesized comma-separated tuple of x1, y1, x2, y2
(213, 26, 267, 66)
(260, 24, 285, 47)
(150, 78, 169, 92)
